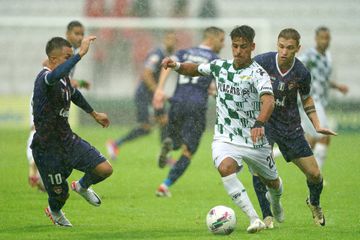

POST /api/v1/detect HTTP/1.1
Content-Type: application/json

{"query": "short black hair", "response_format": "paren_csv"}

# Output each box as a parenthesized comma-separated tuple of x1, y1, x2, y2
(67, 20, 83, 32)
(278, 28, 301, 45)
(230, 25, 255, 42)
(203, 26, 224, 39)
(315, 26, 330, 36)
(45, 37, 72, 56)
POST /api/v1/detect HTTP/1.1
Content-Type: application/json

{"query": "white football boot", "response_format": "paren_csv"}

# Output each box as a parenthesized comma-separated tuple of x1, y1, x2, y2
(247, 218, 266, 233)
(155, 184, 172, 197)
(306, 197, 325, 226)
(71, 181, 101, 207)
(45, 206, 72, 227)
(263, 216, 274, 229)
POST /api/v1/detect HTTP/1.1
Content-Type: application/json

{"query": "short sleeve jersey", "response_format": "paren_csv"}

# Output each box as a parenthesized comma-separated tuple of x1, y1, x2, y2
(170, 46, 219, 107)
(254, 52, 312, 137)
(298, 47, 332, 107)
(198, 59, 273, 148)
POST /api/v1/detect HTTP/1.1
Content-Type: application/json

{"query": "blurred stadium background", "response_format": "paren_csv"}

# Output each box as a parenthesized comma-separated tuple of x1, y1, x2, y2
(0, 0, 359, 131)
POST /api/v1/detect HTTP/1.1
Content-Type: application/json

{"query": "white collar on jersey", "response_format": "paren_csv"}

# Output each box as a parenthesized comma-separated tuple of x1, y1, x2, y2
(275, 53, 295, 77)
(43, 67, 51, 71)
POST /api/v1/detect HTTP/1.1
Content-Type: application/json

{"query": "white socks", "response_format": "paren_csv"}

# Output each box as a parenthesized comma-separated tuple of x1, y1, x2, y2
(222, 173, 259, 221)
(267, 177, 283, 203)
(313, 143, 328, 170)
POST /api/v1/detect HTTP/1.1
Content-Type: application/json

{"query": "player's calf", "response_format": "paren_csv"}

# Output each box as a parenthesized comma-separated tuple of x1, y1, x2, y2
(158, 138, 173, 168)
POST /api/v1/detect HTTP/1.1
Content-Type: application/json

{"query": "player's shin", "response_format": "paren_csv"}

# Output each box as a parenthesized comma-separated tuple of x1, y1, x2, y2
(307, 178, 323, 206)
(48, 193, 69, 212)
(266, 177, 283, 203)
(222, 173, 259, 221)
(167, 155, 191, 185)
(252, 175, 273, 219)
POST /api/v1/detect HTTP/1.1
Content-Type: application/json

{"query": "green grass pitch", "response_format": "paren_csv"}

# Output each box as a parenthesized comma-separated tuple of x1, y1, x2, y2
(0, 126, 359, 239)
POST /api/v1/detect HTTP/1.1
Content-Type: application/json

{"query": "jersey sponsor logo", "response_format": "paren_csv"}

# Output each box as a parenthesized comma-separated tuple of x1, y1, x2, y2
(217, 82, 241, 96)
(59, 108, 70, 117)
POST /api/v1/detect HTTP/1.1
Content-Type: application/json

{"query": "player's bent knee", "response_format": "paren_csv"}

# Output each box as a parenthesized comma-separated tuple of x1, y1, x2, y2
(307, 170, 322, 183)
(182, 145, 193, 159)
(218, 160, 238, 177)
(265, 178, 280, 189)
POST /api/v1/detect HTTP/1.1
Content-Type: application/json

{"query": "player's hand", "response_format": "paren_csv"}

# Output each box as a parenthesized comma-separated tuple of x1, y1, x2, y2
(250, 126, 265, 143)
(161, 57, 176, 70)
(337, 84, 348, 94)
(91, 111, 110, 128)
(79, 36, 96, 57)
(152, 88, 166, 110)
(315, 127, 337, 136)
(78, 80, 91, 90)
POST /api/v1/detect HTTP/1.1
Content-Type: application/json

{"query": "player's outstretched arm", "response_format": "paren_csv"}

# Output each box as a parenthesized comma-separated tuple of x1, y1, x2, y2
(78, 36, 96, 58)
(302, 96, 337, 136)
(70, 79, 91, 90)
(251, 93, 275, 143)
(330, 81, 349, 95)
(90, 111, 110, 128)
(161, 57, 201, 77)
(152, 67, 172, 110)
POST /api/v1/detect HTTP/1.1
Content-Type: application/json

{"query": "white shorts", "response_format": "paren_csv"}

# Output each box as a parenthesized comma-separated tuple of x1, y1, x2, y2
(300, 100, 328, 139)
(212, 140, 278, 180)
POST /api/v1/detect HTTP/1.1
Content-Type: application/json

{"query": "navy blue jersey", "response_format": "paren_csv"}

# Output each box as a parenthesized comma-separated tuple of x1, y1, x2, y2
(32, 54, 93, 150)
(170, 46, 219, 107)
(138, 46, 169, 93)
(254, 52, 311, 137)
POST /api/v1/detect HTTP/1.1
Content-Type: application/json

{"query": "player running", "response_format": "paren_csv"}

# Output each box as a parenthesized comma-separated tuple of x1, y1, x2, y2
(106, 31, 177, 160)
(152, 26, 225, 197)
(159, 25, 284, 234)
(252, 28, 337, 228)
(298, 26, 348, 170)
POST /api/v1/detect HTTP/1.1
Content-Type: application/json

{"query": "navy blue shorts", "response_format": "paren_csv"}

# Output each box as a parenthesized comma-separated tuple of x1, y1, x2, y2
(266, 129, 313, 162)
(167, 102, 206, 154)
(32, 138, 106, 197)
(135, 83, 166, 124)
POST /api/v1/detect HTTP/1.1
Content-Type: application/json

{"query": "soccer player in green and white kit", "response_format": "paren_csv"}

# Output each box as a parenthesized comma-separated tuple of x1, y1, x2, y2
(161, 25, 284, 234)
(298, 26, 348, 170)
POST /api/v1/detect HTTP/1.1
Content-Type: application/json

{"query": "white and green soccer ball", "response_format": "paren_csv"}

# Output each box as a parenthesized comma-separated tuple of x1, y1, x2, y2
(206, 205, 236, 235)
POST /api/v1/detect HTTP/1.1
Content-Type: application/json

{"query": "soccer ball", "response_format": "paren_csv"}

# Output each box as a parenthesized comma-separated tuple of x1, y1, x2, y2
(206, 205, 236, 235)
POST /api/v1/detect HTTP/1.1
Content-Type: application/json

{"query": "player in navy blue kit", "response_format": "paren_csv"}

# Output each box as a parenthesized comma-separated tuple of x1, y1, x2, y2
(31, 36, 113, 227)
(106, 31, 177, 160)
(152, 27, 225, 197)
(252, 28, 336, 227)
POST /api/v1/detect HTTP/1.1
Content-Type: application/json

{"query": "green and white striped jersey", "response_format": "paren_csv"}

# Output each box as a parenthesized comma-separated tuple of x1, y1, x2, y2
(198, 59, 273, 148)
(298, 48, 332, 107)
